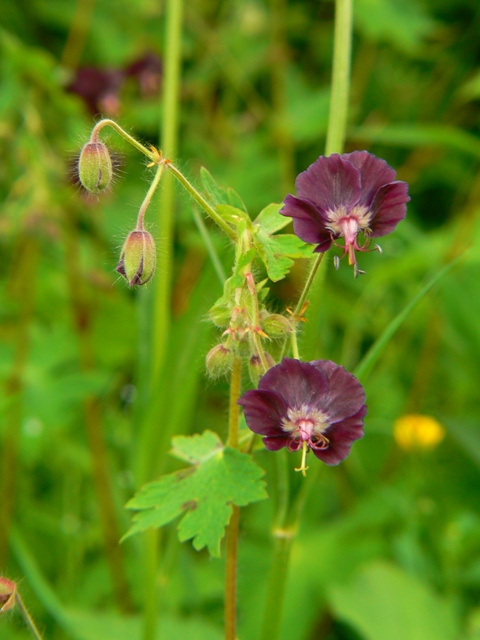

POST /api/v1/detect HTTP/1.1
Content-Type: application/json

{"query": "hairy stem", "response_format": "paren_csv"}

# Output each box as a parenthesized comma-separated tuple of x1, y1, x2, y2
(224, 355, 242, 639)
(15, 591, 44, 640)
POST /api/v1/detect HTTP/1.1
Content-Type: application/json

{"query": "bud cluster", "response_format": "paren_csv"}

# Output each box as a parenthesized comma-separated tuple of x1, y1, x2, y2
(206, 263, 292, 383)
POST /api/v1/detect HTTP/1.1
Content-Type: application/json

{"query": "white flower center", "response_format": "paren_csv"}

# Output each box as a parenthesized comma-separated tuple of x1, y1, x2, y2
(325, 205, 372, 238)
(281, 405, 330, 443)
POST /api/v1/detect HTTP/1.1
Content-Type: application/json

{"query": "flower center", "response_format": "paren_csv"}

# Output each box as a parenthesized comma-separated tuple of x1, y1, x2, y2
(281, 405, 331, 451)
(325, 205, 373, 272)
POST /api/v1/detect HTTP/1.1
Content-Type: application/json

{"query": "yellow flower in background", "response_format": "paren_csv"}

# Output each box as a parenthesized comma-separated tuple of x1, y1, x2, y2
(394, 414, 446, 451)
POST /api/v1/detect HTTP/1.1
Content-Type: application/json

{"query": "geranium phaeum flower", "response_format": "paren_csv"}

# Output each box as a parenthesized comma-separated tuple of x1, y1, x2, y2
(238, 358, 366, 474)
(280, 151, 410, 276)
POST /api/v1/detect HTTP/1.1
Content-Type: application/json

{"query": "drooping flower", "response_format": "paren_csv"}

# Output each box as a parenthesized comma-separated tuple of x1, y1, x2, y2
(238, 357, 366, 472)
(280, 151, 410, 276)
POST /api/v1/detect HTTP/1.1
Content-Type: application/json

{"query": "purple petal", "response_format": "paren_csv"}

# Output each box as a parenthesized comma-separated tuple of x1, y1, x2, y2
(369, 181, 410, 238)
(345, 151, 397, 208)
(295, 154, 362, 213)
(281, 195, 333, 249)
(312, 406, 367, 465)
(258, 358, 329, 410)
(262, 435, 290, 451)
(311, 360, 366, 422)
(237, 389, 288, 437)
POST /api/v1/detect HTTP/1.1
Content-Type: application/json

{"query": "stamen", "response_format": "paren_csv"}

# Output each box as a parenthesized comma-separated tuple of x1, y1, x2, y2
(295, 441, 309, 477)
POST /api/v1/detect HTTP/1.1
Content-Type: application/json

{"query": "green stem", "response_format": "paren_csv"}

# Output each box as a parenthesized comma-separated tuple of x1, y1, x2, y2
(141, 2, 184, 639)
(261, 1, 353, 637)
(280, 253, 325, 360)
(166, 162, 236, 240)
(192, 210, 226, 284)
(325, 0, 353, 156)
(224, 355, 242, 640)
(15, 592, 44, 640)
(89, 122, 236, 241)
(0, 236, 38, 566)
(136, 163, 165, 230)
(91, 119, 156, 161)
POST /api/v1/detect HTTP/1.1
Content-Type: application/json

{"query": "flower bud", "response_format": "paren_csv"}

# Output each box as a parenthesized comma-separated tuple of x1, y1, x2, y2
(248, 352, 275, 386)
(0, 577, 16, 614)
(206, 344, 232, 377)
(116, 230, 156, 286)
(78, 141, 113, 193)
(208, 302, 231, 328)
(261, 313, 292, 338)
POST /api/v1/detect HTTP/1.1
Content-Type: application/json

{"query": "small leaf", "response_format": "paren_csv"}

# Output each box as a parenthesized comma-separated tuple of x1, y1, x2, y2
(216, 204, 251, 227)
(124, 431, 267, 556)
(227, 187, 248, 212)
(200, 167, 248, 213)
(253, 203, 290, 234)
(200, 167, 228, 205)
(254, 231, 312, 282)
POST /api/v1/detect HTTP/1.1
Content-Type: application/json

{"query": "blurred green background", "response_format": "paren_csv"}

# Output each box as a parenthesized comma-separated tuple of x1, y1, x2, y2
(1, 0, 480, 638)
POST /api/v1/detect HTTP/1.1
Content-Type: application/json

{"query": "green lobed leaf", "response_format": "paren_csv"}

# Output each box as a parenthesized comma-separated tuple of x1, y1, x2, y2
(200, 167, 248, 213)
(216, 203, 251, 227)
(253, 203, 289, 234)
(124, 431, 267, 557)
(253, 231, 313, 282)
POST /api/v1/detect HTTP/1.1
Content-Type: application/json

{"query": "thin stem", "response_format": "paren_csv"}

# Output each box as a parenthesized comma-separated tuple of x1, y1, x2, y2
(227, 355, 242, 449)
(91, 119, 157, 161)
(136, 163, 165, 229)
(261, 1, 354, 637)
(224, 355, 242, 640)
(141, 2, 184, 640)
(192, 210, 226, 284)
(280, 253, 325, 360)
(166, 162, 236, 240)
(245, 272, 270, 372)
(224, 506, 240, 640)
(88, 120, 236, 241)
(0, 236, 38, 566)
(325, 0, 353, 156)
(61, 0, 97, 69)
(64, 206, 133, 612)
(15, 592, 44, 640)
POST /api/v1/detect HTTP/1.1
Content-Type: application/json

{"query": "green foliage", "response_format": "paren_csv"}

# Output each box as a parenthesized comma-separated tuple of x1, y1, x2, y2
(125, 431, 267, 556)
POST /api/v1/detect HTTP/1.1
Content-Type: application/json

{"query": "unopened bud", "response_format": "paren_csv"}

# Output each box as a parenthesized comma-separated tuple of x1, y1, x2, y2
(209, 303, 231, 328)
(78, 141, 113, 193)
(0, 577, 16, 614)
(206, 344, 232, 377)
(261, 313, 292, 338)
(116, 230, 156, 286)
(248, 352, 275, 386)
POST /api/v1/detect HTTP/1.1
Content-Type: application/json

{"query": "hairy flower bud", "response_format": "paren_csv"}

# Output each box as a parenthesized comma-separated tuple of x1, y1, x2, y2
(261, 313, 292, 338)
(116, 230, 156, 286)
(78, 141, 113, 193)
(0, 577, 16, 614)
(206, 344, 232, 377)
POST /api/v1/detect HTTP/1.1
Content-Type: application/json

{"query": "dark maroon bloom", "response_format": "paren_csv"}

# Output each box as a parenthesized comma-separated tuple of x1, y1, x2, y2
(281, 151, 410, 276)
(67, 67, 124, 116)
(238, 358, 366, 469)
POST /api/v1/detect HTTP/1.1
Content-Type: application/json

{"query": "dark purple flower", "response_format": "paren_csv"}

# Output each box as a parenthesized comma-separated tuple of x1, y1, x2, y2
(281, 151, 410, 276)
(238, 358, 366, 471)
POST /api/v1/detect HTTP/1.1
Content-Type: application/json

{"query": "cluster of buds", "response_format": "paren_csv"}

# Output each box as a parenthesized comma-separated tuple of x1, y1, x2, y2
(206, 270, 292, 383)
(77, 126, 159, 287)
